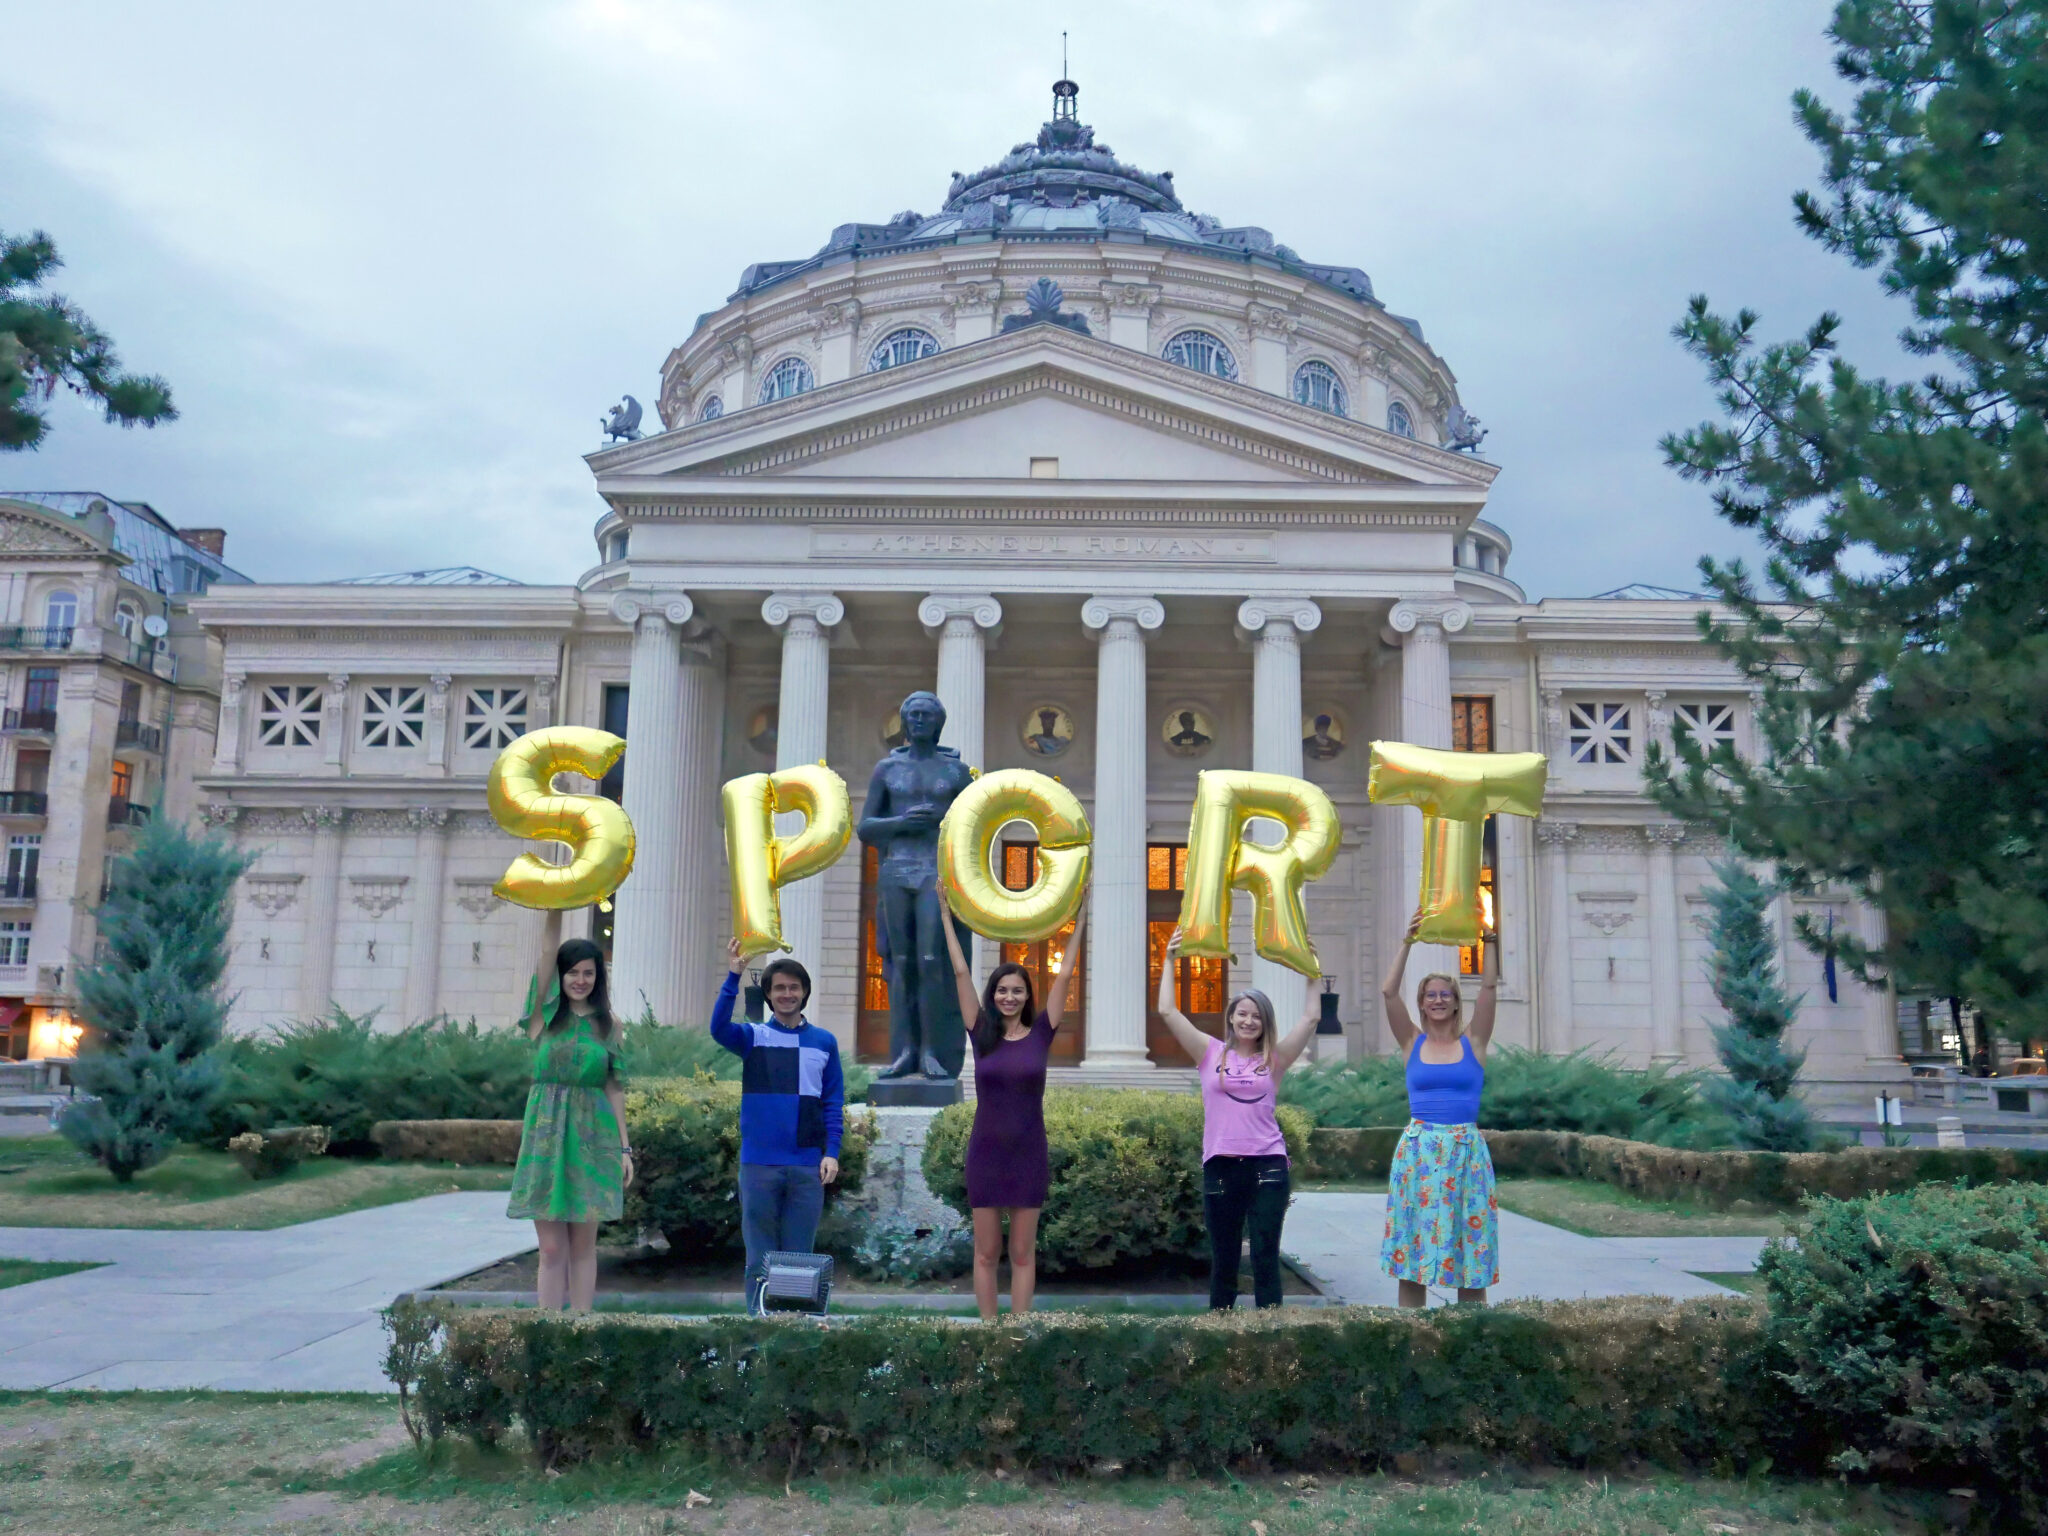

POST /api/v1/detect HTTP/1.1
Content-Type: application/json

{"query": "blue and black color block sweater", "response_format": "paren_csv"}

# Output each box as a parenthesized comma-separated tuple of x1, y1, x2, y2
(709, 970, 845, 1166)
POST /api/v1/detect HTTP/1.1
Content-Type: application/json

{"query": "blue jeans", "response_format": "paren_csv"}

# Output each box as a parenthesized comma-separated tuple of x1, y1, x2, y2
(738, 1162, 824, 1313)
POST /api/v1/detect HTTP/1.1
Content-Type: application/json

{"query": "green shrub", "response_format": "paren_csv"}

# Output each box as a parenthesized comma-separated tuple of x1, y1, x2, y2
(404, 1297, 1805, 1474)
(622, 1077, 874, 1256)
(224, 1124, 328, 1179)
(1302, 1126, 1406, 1181)
(921, 1089, 1309, 1275)
(1759, 1182, 2048, 1519)
(369, 1120, 522, 1165)
(1280, 1047, 1730, 1146)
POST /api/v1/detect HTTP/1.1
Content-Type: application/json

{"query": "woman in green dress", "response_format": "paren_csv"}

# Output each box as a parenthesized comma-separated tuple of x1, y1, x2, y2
(506, 936, 633, 1311)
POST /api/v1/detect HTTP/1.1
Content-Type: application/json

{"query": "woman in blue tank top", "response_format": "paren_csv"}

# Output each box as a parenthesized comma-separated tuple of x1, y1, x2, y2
(1378, 906, 1499, 1307)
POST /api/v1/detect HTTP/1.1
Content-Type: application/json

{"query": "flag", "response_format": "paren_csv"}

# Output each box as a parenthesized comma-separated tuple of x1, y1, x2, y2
(1823, 908, 1838, 1003)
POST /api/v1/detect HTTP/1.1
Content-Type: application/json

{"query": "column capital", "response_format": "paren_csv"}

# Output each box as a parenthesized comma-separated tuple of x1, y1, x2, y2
(300, 805, 347, 831)
(1081, 594, 1164, 634)
(407, 806, 451, 832)
(761, 591, 845, 630)
(1641, 822, 1689, 849)
(1386, 598, 1472, 640)
(1235, 595, 1321, 640)
(919, 592, 1002, 639)
(609, 588, 694, 628)
(1535, 819, 1579, 848)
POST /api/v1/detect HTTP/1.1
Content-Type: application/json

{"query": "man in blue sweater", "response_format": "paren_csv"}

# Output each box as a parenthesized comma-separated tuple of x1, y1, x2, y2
(714, 937, 844, 1315)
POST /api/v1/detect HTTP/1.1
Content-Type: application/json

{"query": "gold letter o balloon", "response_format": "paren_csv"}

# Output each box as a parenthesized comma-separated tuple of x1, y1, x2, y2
(487, 727, 636, 910)
(937, 769, 1092, 944)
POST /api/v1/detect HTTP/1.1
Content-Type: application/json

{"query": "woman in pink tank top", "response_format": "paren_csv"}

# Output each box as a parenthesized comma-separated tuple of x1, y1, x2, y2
(1156, 926, 1321, 1309)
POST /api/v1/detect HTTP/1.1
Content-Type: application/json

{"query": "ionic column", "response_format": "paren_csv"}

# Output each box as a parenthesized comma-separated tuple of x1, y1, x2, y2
(1536, 820, 1577, 1053)
(1082, 595, 1164, 1068)
(296, 805, 346, 1017)
(674, 631, 727, 1020)
(607, 591, 693, 1024)
(762, 592, 844, 975)
(1857, 902, 1903, 1065)
(919, 594, 1002, 767)
(1644, 823, 1688, 1062)
(1237, 596, 1322, 1025)
(1386, 599, 1473, 982)
(402, 807, 451, 1022)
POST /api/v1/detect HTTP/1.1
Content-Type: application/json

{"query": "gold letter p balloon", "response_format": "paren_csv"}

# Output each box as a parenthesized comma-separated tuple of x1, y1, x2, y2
(1369, 741, 1547, 944)
(722, 764, 854, 956)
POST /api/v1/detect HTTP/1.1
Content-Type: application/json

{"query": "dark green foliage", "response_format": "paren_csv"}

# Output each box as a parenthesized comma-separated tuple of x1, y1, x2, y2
(1, 229, 176, 448)
(1701, 859, 1815, 1150)
(1279, 1048, 1731, 1146)
(621, 1077, 873, 1257)
(60, 819, 251, 1182)
(1647, 1, 2048, 1041)
(408, 1298, 1806, 1475)
(1760, 1182, 2048, 1519)
(224, 1124, 328, 1178)
(845, 1220, 975, 1283)
(921, 1089, 1309, 1274)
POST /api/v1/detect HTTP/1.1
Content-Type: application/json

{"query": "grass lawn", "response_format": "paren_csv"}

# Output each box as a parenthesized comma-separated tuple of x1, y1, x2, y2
(1494, 1176, 1796, 1238)
(0, 1136, 510, 1230)
(0, 1258, 102, 1290)
(0, 1391, 1942, 1535)
(1695, 1270, 1766, 1296)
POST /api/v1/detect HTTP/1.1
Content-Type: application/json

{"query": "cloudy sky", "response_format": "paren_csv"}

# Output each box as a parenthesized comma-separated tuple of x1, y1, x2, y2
(3, 0, 1907, 599)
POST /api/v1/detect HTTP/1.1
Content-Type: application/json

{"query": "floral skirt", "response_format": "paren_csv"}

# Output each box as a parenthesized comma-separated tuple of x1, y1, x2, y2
(507, 1082, 624, 1224)
(1380, 1120, 1499, 1290)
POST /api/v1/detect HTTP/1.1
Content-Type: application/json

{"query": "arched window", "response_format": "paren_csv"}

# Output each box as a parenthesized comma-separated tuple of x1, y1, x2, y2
(868, 328, 940, 372)
(43, 591, 77, 635)
(1162, 330, 1238, 380)
(698, 395, 723, 422)
(115, 603, 139, 641)
(758, 357, 813, 404)
(1387, 400, 1416, 438)
(1292, 360, 1347, 416)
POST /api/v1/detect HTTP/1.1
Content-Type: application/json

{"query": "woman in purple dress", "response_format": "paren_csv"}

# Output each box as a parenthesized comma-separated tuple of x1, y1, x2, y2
(940, 892, 1086, 1321)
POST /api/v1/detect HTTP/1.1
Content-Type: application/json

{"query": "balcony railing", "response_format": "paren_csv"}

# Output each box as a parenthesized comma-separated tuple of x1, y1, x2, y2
(0, 709, 55, 734)
(115, 719, 163, 753)
(0, 874, 37, 901)
(0, 626, 73, 652)
(107, 799, 151, 829)
(0, 792, 47, 818)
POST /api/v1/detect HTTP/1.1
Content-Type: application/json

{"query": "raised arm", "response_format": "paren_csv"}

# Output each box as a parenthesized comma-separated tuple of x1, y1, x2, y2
(1380, 907, 1422, 1055)
(1467, 928, 1499, 1061)
(709, 938, 750, 1056)
(524, 910, 564, 1040)
(1044, 890, 1088, 1032)
(1154, 927, 1218, 1064)
(939, 892, 985, 1037)
(1272, 979, 1322, 1073)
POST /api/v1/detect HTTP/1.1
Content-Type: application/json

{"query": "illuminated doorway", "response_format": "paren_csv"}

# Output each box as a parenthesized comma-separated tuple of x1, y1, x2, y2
(1145, 842, 1227, 1064)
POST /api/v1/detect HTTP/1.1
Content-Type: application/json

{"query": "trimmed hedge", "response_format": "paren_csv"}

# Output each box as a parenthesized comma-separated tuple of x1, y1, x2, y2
(1303, 1127, 2048, 1206)
(370, 1119, 522, 1165)
(921, 1088, 1311, 1274)
(397, 1297, 1800, 1474)
(623, 1077, 875, 1256)
(1760, 1182, 2048, 1521)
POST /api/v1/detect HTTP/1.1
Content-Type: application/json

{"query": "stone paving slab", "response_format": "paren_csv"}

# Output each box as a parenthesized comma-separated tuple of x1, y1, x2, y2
(0, 1192, 533, 1392)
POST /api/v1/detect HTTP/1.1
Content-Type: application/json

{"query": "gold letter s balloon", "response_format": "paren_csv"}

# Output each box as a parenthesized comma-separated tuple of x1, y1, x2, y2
(722, 763, 853, 955)
(1368, 741, 1548, 944)
(487, 727, 636, 909)
(1176, 771, 1339, 976)
(937, 769, 1092, 943)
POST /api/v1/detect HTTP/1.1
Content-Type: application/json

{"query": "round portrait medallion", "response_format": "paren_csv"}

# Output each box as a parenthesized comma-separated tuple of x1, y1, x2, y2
(1160, 703, 1217, 758)
(1301, 707, 1346, 762)
(1019, 702, 1075, 759)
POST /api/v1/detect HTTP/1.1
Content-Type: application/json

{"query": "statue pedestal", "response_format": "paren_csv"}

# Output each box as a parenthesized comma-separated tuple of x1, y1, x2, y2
(867, 1077, 964, 1108)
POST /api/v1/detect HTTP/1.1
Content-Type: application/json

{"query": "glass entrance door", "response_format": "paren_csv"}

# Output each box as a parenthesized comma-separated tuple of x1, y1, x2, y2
(1145, 843, 1227, 1065)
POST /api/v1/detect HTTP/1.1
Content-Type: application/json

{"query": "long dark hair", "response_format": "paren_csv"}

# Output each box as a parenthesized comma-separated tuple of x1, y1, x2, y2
(547, 938, 618, 1045)
(973, 961, 1037, 1057)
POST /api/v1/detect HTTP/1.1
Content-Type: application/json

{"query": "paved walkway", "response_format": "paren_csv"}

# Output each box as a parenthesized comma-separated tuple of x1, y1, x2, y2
(0, 1193, 532, 1392)
(1284, 1193, 1769, 1306)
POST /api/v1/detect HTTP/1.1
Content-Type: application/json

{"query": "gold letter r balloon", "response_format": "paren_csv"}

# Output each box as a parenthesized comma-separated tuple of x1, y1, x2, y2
(1176, 771, 1340, 977)
(1369, 741, 1547, 944)
(722, 764, 854, 956)
(487, 727, 637, 910)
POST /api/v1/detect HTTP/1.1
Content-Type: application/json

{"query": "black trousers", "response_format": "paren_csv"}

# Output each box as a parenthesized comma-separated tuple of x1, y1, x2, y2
(1202, 1154, 1290, 1310)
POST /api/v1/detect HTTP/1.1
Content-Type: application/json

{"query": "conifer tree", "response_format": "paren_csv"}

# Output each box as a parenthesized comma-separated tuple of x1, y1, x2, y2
(61, 819, 252, 1182)
(1700, 858, 1815, 1151)
(2, 228, 175, 450)
(1647, 1, 2048, 1042)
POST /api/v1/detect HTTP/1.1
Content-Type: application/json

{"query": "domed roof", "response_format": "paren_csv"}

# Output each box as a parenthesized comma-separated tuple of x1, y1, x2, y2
(719, 80, 1394, 326)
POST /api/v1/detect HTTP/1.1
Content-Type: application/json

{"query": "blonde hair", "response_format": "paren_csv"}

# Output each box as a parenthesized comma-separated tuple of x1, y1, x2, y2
(1220, 988, 1276, 1072)
(1415, 972, 1464, 1031)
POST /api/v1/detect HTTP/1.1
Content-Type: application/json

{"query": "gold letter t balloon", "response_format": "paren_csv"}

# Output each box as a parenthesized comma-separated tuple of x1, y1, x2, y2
(1369, 741, 1547, 945)
(487, 727, 637, 909)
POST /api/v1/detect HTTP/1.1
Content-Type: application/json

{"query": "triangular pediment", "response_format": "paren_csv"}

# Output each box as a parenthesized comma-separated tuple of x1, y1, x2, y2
(0, 500, 114, 561)
(590, 325, 1496, 495)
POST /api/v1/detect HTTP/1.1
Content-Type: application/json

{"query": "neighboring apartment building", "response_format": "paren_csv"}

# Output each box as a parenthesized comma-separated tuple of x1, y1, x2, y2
(0, 493, 248, 1059)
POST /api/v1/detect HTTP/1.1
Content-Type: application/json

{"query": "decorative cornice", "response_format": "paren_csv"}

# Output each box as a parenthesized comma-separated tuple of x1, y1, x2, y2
(200, 803, 242, 829)
(407, 806, 451, 832)
(1534, 820, 1578, 848)
(1080, 594, 1166, 633)
(300, 805, 346, 831)
(1642, 823, 1690, 849)
(761, 591, 846, 629)
(607, 499, 1463, 531)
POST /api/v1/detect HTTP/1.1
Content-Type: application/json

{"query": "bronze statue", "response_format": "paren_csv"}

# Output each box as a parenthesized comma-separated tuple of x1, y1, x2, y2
(857, 690, 973, 1080)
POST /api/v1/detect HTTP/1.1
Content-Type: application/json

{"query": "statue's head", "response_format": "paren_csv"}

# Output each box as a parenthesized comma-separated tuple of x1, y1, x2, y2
(899, 690, 946, 747)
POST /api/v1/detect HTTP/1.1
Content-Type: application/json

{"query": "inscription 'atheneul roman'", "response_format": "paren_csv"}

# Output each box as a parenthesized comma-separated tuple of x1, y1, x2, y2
(811, 530, 1271, 562)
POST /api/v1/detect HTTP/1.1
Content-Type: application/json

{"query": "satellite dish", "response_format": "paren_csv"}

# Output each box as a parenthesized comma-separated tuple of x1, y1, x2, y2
(142, 615, 169, 638)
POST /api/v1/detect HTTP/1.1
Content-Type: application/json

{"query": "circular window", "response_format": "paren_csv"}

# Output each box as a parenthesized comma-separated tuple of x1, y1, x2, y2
(1387, 400, 1416, 438)
(758, 357, 814, 404)
(1293, 361, 1347, 416)
(698, 395, 723, 422)
(868, 328, 940, 372)
(1162, 330, 1238, 381)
